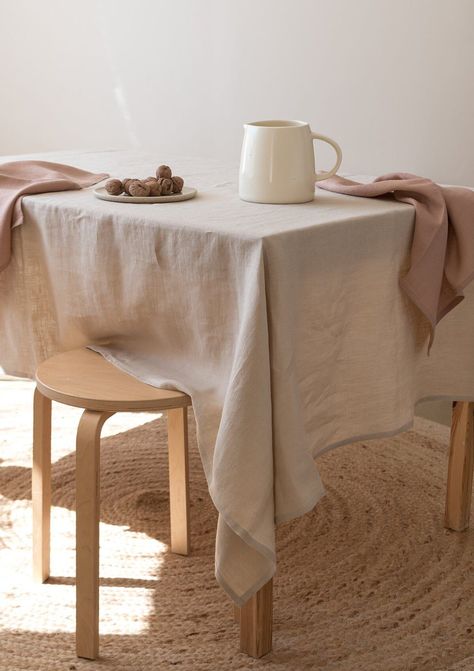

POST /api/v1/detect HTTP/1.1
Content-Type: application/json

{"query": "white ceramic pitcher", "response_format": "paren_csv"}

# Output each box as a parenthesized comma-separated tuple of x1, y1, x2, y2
(239, 119, 342, 204)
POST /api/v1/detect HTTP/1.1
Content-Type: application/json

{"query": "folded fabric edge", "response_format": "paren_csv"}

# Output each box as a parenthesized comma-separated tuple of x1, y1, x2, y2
(274, 484, 325, 526)
(314, 418, 415, 459)
(215, 565, 276, 609)
(89, 345, 279, 604)
(211, 480, 325, 605)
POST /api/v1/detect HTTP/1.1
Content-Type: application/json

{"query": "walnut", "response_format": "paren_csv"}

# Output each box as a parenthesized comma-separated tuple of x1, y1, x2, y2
(171, 176, 184, 193)
(144, 177, 162, 196)
(128, 180, 151, 197)
(123, 178, 138, 195)
(105, 179, 123, 196)
(156, 164, 172, 179)
(147, 180, 163, 196)
(157, 177, 173, 195)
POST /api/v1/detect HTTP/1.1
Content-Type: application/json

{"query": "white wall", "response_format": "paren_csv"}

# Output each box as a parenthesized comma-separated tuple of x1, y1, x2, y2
(1, 0, 473, 184)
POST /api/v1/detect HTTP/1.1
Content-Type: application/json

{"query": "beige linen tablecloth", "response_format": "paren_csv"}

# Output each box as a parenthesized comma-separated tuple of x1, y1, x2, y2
(1, 150, 474, 605)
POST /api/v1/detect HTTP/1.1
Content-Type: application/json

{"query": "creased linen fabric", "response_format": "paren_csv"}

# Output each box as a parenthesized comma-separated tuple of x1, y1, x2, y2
(317, 174, 474, 343)
(0, 160, 108, 271)
(1, 151, 474, 605)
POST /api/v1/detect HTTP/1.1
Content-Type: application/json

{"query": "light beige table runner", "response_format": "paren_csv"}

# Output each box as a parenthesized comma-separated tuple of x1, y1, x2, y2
(1, 151, 474, 605)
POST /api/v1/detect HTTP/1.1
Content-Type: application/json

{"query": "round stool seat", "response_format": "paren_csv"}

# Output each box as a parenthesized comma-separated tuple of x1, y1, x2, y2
(35, 348, 191, 412)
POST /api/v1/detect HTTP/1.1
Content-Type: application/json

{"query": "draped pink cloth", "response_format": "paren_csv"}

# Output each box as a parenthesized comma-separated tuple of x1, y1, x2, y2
(317, 173, 474, 345)
(0, 160, 108, 271)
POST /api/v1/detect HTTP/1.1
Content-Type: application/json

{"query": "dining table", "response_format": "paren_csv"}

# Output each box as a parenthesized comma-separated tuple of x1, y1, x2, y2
(1, 149, 473, 658)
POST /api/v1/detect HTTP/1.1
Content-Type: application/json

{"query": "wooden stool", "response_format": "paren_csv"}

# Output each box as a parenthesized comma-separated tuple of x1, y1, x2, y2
(32, 348, 192, 660)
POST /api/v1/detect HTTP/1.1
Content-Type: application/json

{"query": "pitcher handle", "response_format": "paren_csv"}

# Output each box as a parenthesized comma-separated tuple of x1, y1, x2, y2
(312, 133, 342, 182)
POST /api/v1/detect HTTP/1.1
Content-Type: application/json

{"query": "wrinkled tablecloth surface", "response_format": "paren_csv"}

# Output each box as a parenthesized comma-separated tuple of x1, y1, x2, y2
(1, 150, 474, 605)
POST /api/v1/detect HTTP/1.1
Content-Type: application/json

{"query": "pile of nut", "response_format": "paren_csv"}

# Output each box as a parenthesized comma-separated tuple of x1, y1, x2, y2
(104, 165, 184, 197)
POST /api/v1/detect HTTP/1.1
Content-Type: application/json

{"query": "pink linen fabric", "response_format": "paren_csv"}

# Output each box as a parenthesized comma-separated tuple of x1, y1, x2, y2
(317, 174, 474, 345)
(0, 160, 108, 271)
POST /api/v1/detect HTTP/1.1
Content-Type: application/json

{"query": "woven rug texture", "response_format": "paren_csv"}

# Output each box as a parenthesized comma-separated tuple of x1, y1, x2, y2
(0, 381, 473, 671)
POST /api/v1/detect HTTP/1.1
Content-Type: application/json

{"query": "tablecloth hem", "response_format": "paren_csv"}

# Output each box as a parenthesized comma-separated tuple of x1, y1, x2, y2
(314, 418, 415, 459)
(311, 395, 474, 459)
(208, 483, 280, 604)
(215, 565, 276, 608)
(212, 482, 325, 604)
(274, 483, 326, 526)
(209, 485, 276, 564)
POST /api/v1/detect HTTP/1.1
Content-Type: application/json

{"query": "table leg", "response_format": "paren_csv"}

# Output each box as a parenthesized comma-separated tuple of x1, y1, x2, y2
(76, 409, 112, 660)
(445, 401, 474, 531)
(233, 603, 241, 624)
(239, 579, 273, 658)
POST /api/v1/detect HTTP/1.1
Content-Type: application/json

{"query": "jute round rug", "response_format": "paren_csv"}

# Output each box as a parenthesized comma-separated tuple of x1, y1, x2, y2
(0, 384, 473, 671)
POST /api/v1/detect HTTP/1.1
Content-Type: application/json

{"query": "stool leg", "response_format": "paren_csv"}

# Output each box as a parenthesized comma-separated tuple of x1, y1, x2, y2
(445, 401, 474, 531)
(32, 389, 52, 583)
(240, 579, 273, 658)
(167, 407, 190, 555)
(76, 409, 112, 660)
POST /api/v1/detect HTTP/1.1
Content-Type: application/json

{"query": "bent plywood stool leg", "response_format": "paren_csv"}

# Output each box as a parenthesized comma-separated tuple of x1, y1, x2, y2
(167, 407, 190, 556)
(76, 409, 113, 660)
(239, 579, 273, 658)
(445, 401, 474, 531)
(32, 389, 52, 583)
